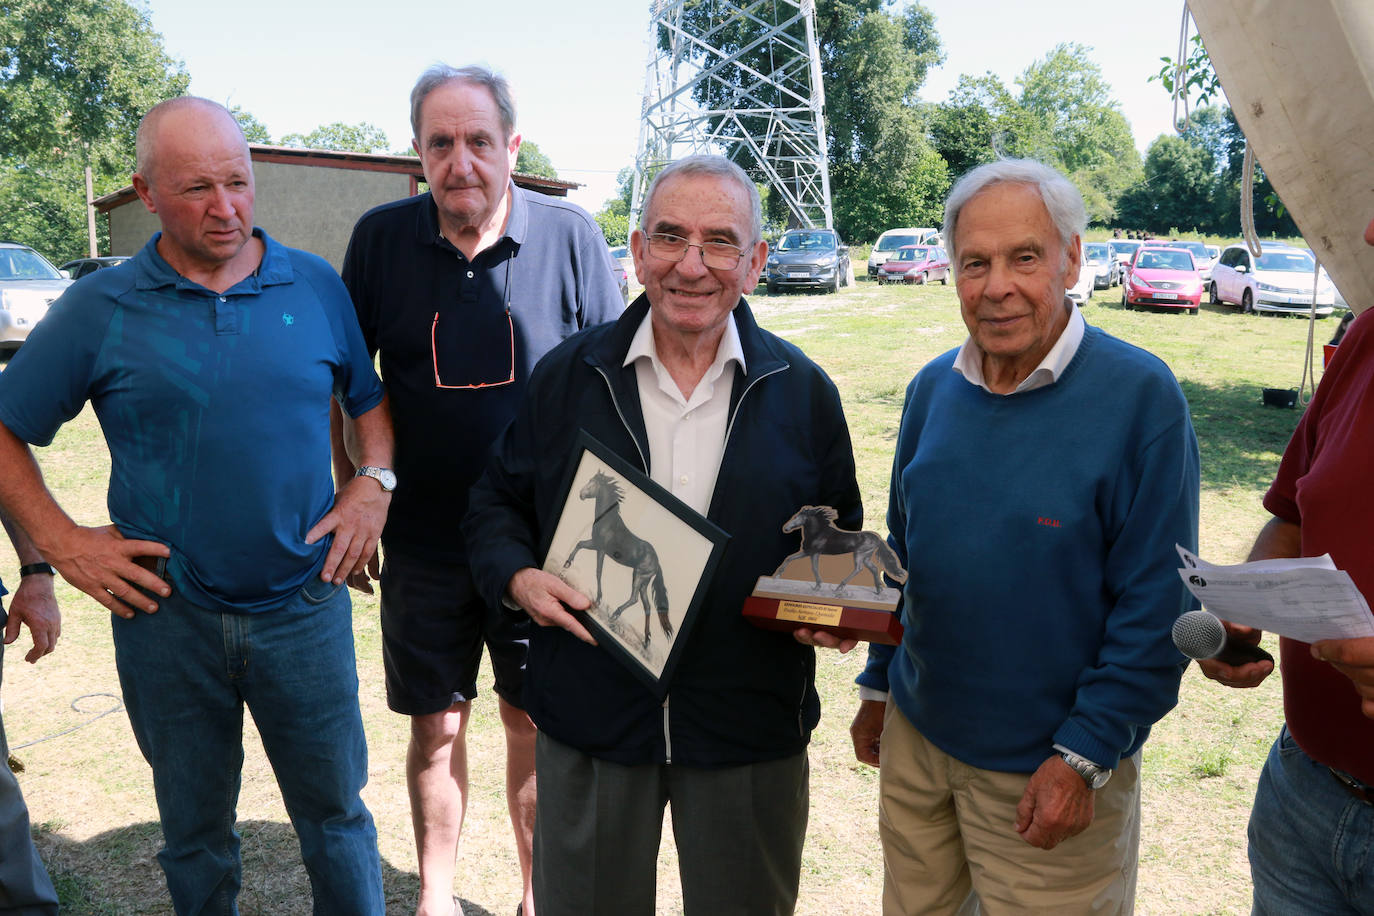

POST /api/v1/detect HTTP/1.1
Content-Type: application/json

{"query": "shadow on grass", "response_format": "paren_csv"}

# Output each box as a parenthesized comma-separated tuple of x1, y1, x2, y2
(34, 819, 499, 916)
(1180, 378, 1305, 493)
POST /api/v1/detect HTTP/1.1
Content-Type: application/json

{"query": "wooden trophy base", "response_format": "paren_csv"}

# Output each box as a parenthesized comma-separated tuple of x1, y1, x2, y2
(742, 593, 904, 645)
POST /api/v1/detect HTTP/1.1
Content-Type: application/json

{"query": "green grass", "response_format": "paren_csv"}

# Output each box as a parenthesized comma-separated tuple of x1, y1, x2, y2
(2, 279, 1326, 914)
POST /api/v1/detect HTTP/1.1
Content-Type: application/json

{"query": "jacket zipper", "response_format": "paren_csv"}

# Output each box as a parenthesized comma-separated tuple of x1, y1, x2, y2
(593, 357, 790, 764)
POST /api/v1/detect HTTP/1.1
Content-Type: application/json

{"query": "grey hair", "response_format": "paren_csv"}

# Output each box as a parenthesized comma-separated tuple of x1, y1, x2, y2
(410, 64, 516, 141)
(639, 155, 763, 244)
(942, 158, 1086, 258)
(135, 97, 246, 182)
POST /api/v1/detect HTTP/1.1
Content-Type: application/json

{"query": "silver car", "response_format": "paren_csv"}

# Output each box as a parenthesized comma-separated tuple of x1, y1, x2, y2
(1083, 242, 1119, 288)
(0, 242, 71, 350)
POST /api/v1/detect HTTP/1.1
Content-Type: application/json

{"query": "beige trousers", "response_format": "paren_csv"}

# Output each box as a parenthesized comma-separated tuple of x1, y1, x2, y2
(878, 701, 1140, 915)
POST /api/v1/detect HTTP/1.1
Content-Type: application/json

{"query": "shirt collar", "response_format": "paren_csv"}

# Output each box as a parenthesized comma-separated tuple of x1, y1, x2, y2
(623, 309, 746, 384)
(952, 299, 1085, 395)
(418, 181, 525, 251)
(134, 227, 288, 294)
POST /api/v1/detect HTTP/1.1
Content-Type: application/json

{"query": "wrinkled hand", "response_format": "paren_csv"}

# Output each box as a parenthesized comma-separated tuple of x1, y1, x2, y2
(1311, 636, 1374, 719)
(793, 626, 858, 654)
(3, 573, 60, 663)
(45, 524, 170, 618)
(1014, 756, 1096, 849)
(850, 698, 885, 767)
(306, 477, 391, 586)
(506, 567, 595, 645)
(1197, 620, 1274, 688)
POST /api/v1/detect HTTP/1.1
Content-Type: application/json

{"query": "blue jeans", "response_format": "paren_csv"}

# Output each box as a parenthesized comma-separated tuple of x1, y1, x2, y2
(111, 576, 383, 916)
(1249, 725, 1374, 915)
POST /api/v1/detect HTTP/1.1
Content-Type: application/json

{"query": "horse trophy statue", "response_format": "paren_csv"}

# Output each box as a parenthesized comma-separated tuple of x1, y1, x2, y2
(776, 506, 908, 595)
(742, 505, 907, 645)
(564, 470, 673, 649)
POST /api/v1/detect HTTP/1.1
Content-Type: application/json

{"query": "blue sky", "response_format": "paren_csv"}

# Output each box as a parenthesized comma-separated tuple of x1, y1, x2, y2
(144, 0, 1195, 214)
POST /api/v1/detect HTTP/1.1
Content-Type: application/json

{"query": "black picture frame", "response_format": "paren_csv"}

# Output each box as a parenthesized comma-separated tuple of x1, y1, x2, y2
(541, 431, 729, 699)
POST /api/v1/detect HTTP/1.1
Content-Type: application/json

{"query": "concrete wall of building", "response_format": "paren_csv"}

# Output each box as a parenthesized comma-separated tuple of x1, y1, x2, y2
(105, 164, 415, 272)
(253, 162, 413, 271)
(108, 202, 161, 260)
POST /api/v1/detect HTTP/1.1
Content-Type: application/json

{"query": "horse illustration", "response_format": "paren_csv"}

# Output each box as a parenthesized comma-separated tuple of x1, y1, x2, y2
(564, 470, 673, 648)
(777, 506, 908, 595)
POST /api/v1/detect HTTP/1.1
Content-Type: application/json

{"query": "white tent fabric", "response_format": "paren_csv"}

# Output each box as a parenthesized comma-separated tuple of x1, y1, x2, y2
(1187, 0, 1374, 315)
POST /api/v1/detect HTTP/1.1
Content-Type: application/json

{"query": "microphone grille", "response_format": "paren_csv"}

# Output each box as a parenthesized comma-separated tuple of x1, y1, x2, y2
(1172, 610, 1226, 660)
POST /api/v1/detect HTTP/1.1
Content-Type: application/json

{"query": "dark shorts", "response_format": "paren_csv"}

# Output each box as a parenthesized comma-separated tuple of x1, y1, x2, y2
(379, 550, 529, 716)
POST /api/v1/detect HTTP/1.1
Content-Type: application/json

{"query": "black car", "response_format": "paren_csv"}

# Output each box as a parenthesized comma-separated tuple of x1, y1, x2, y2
(59, 256, 129, 279)
(765, 229, 849, 294)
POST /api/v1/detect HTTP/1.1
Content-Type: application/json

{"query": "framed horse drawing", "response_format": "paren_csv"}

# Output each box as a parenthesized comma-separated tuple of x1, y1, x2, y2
(540, 431, 729, 698)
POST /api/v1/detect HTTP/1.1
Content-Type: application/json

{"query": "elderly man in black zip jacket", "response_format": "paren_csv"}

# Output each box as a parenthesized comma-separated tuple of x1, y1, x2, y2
(464, 154, 861, 916)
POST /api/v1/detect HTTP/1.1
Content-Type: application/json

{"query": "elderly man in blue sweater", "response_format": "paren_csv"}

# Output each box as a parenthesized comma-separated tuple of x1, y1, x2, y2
(807, 159, 1199, 914)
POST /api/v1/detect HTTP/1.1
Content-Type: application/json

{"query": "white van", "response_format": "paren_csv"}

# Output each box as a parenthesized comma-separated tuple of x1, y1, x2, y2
(867, 227, 941, 278)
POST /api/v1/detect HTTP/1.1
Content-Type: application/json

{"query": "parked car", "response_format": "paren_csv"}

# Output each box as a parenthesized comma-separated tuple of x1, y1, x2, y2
(866, 226, 940, 278)
(1209, 243, 1335, 316)
(0, 241, 71, 349)
(1083, 242, 1119, 288)
(1121, 246, 1203, 313)
(766, 228, 849, 294)
(1159, 240, 1217, 281)
(1067, 248, 1096, 304)
(875, 245, 950, 285)
(606, 246, 630, 305)
(59, 255, 129, 279)
(1109, 239, 1142, 280)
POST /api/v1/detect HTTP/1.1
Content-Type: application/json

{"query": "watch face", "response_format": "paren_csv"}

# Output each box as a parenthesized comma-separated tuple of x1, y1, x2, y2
(378, 469, 397, 491)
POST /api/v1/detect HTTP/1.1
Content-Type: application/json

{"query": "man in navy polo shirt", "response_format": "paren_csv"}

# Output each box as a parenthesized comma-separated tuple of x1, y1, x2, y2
(0, 97, 393, 915)
(335, 64, 621, 916)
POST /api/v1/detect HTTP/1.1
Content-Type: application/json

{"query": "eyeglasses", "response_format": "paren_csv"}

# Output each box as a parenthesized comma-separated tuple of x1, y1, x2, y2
(646, 233, 748, 270)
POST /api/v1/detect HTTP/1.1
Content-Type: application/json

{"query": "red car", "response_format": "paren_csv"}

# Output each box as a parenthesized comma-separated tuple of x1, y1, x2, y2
(876, 245, 950, 285)
(1122, 246, 1203, 313)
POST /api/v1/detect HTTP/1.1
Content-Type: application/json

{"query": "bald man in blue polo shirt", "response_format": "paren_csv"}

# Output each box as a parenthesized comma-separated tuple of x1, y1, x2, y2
(0, 97, 393, 915)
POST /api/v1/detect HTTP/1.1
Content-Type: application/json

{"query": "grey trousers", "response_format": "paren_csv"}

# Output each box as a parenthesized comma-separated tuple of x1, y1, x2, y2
(0, 637, 60, 915)
(532, 732, 809, 916)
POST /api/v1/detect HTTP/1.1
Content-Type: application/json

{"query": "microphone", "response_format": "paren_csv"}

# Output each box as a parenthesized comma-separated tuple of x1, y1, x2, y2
(1172, 610, 1275, 666)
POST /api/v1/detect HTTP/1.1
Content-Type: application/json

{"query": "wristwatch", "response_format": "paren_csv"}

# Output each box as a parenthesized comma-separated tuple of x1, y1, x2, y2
(354, 466, 397, 492)
(1059, 750, 1112, 789)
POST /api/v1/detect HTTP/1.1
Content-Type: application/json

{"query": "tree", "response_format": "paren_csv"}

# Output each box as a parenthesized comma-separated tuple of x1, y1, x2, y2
(0, 0, 188, 259)
(1116, 135, 1214, 233)
(1015, 44, 1141, 223)
(595, 167, 634, 246)
(514, 140, 557, 179)
(280, 122, 389, 153)
(928, 73, 1054, 179)
(230, 105, 273, 144)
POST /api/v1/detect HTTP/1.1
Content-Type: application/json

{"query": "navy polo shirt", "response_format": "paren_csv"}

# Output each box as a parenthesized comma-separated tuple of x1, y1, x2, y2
(0, 230, 384, 613)
(342, 184, 622, 563)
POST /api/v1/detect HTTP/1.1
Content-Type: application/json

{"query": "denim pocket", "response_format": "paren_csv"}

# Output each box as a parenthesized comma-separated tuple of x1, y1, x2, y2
(299, 575, 344, 606)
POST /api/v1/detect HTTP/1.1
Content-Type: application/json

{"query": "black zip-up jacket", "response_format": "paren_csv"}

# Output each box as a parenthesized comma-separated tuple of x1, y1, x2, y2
(464, 294, 862, 767)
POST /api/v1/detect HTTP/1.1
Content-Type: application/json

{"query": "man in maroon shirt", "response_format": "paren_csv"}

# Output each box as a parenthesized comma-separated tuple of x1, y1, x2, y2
(1200, 216, 1374, 914)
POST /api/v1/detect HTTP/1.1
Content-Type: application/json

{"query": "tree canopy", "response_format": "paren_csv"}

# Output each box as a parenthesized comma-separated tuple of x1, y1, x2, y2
(0, 0, 188, 259)
(515, 140, 557, 179)
(280, 121, 390, 153)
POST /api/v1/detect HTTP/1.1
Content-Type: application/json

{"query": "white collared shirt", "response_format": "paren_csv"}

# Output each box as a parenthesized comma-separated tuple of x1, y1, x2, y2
(624, 312, 744, 516)
(952, 300, 1085, 395)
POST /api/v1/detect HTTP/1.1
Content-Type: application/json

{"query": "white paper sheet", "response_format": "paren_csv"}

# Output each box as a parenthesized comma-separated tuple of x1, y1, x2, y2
(1175, 545, 1374, 644)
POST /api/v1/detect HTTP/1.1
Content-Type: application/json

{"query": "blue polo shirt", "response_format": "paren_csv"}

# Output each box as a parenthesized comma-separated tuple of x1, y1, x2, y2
(0, 230, 384, 613)
(342, 184, 622, 563)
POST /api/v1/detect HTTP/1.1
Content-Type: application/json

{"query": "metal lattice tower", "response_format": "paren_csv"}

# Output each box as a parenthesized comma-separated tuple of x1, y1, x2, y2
(629, 0, 833, 233)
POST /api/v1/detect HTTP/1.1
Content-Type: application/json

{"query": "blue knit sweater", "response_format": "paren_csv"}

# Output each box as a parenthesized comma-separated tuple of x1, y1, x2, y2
(857, 325, 1198, 772)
